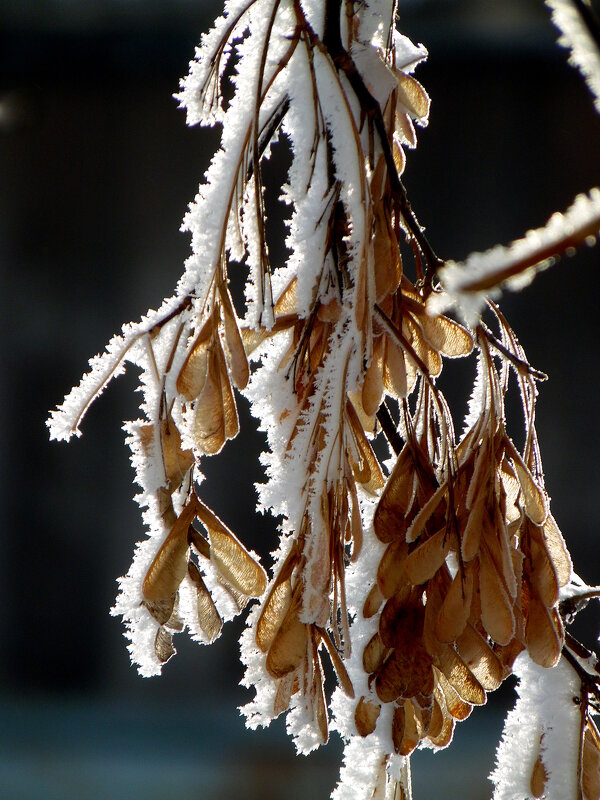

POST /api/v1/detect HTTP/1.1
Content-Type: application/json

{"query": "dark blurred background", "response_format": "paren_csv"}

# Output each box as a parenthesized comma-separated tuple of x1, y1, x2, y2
(1, 1, 600, 798)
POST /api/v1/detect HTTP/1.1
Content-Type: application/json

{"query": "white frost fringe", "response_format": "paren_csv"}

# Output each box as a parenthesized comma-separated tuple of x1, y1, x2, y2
(430, 188, 600, 326)
(546, 0, 600, 114)
(490, 652, 581, 800)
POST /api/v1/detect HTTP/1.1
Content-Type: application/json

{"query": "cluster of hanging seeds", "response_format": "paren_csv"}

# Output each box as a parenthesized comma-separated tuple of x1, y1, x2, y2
(48, 1, 600, 798)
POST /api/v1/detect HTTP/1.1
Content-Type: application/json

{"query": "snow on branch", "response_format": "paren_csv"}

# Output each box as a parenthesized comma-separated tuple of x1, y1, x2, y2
(430, 188, 600, 326)
(546, 0, 600, 114)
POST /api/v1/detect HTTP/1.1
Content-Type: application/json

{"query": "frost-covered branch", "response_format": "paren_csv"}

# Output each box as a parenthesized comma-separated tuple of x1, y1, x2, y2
(430, 188, 600, 326)
(48, 2, 600, 798)
(547, 0, 600, 113)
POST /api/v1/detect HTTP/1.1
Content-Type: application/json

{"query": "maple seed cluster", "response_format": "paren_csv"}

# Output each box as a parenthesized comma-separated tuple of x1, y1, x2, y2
(47, 1, 600, 797)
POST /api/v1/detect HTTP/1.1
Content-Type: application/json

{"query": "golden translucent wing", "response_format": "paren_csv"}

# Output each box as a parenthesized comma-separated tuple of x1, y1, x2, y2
(194, 500, 266, 597)
(392, 702, 420, 756)
(362, 337, 385, 417)
(455, 624, 503, 692)
(417, 313, 473, 358)
(188, 561, 222, 643)
(395, 72, 430, 119)
(525, 592, 562, 668)
(265, 596, 308, 679)
(437, 646, 486, 706)
(543, 514, 572, 588)
(191, 349, 226, 454)
(256, 578, 292, 653)
(177, 317, 213, 401)
(404, 528, 450, 585)
(219, 282, 249, 390)
(479, 546, 515, 646)
(142, 503, 195, 601)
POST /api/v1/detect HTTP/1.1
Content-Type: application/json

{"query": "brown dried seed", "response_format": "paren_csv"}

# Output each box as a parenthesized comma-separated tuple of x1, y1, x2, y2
(395, 111, 417, 150)
(142, 502, 196, 602)
(525, 591, 562, 668)
(437, 646, 486, 706)
(319, 629, 354, 698)
(403, 314, 442, 377)
(362, 337, 385, 418)
(428, 696, 444, 741)
(405, 482, 447, 544)
(479, 547, 515, 646)
(219, 282, 249, 390)
(214, 341, 239, 442)
(423, 572, 448, 658)
(395, 72, 430, 119)
(154, 626, 176, 664)
(583, 719, 600, 800)
(529, 526, 560, 608)
(355, 696, 381, 737)
(257, 578, 292, 653)
(375, 641, 433, 703)
(530, 753, 547, 799)
(374, 446, 415, 542)
(392, 701, 420, 756)
(383, 335, 409, 398)
(265, 595, 308, 679)
(191, 349, 226, 454)
(195, 500, 267, 598)
(507, 443, 548, 525)
(373, 204, 401, 301)
(363, 583, 384, 618)
(542, 514, 572, 588)
(346, 401, 385, 493)
(436, 565, 474, 643)
(404, 528, 450, 585)
(377, 539, 410, 600)
(455, 624, 503, 692)
(312, 650, 329, 744)
(188, 561, 222, 643)
(416, 312, 473, 359)
(436, 672, 473, 721)
(461, 497, 485, 562)
(379, 593, 423, 649)
(188, 526, 210, 559)
(177, 317, 213, 401)
(139, 419, 194, 492)
(348, 476, 363, 563)
(363, 631, 388, 675)
(427, 708, 455, 749)
(273, 673, 295, 717)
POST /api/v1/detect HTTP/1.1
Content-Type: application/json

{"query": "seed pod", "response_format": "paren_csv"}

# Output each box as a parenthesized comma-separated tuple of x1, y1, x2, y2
(479, 546, 515, 646)
(188, 561, 222, 643)
(436, 565, 474, 643)
(363, 631, 387, 675)
(404, 528, 450, 585)
(525, 591, 562, 668)
(392, 701, 420, 756)
(530, 752, 547, 799)
(196, 499, 267, 598)
(257, 578, 293, 653)
(154, 626, 176, 664)
(355, 696, 381, 737)
(143, 502, 196, 602)
(177, 317, 213, 401)
(455, 624, 503, 692)
(436, 646, 486, 706)
(219, 282, 249, 389)
(265, 593, 308, 679)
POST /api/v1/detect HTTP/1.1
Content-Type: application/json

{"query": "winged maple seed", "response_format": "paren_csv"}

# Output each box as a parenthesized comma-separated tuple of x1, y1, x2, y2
(47, 0, 600, 798)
